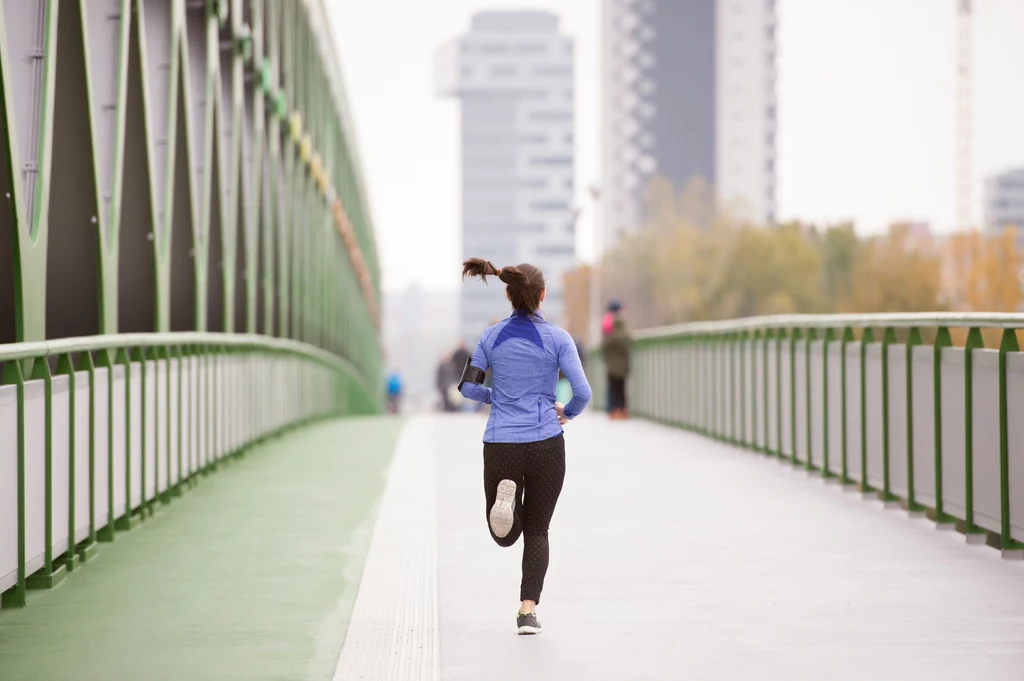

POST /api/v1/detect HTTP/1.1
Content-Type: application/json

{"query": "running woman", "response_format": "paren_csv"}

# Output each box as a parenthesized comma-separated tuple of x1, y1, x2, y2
(458, 258, 592, 636)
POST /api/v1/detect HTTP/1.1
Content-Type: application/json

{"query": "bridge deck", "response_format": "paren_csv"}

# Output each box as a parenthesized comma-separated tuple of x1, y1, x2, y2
(428, 414, 1024, 681)
(0, 418, 401, 681)
(2, 414, 1023, 680)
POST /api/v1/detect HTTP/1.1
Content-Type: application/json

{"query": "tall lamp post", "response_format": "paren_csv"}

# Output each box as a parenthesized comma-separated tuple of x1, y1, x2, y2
(587, 185, 603, 347)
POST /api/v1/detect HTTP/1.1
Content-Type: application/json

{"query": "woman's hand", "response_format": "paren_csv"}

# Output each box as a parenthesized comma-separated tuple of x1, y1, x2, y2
(554, 402, 567, 426)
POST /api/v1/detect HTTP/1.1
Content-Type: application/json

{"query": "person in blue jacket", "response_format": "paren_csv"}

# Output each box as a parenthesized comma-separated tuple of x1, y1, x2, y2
(458, 257, 592, 636)
(385, 371, 402, 414)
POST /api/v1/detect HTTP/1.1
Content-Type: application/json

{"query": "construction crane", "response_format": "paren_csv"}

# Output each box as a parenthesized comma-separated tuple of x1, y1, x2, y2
(956, 0, 973, 231)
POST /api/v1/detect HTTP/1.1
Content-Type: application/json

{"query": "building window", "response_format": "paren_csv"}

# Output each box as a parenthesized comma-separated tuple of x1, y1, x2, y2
(533, 65, 572, 77)
(465, 222, 547, 234)
(537, 244, 576, 255)
(529, 111, 571, 122)
(530, 200, 570, 211)
(520, 134, 547, 144)
(529, 156, 573, 166)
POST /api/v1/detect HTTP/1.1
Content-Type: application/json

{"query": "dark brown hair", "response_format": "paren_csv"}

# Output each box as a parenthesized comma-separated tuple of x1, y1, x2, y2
(462, 258, 546, 313)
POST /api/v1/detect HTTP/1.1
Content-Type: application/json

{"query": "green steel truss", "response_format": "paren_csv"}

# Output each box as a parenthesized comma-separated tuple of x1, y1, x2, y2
(0, 0, 380, 389)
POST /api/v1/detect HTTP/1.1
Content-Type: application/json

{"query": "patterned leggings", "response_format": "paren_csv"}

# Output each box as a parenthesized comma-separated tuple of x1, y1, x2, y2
(483, 435, 566, 604)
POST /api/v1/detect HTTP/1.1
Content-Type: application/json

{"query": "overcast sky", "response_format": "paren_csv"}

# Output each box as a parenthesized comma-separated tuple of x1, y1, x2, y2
(327, 0, 1024, 294)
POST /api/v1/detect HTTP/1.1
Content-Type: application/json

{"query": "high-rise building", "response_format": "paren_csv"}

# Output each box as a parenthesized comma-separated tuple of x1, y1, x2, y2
(436, 11, 576, 343)
(984, 168, 1024, 233)
(601, 0, 776, 250)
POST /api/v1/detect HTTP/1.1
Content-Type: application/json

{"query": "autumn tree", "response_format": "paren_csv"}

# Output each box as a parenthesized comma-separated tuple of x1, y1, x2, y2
(943, 227, 1023, 312)
(839, 223, 944, 313)
(815, 223, 861, 308)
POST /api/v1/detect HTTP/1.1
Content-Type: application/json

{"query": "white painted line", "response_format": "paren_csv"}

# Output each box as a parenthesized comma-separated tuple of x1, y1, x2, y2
(333, 415, 439, 681)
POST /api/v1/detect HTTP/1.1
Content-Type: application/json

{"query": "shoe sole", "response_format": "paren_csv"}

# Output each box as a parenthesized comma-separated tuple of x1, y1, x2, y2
(517, 625, 542, 635)
(489, 479, 516, 538)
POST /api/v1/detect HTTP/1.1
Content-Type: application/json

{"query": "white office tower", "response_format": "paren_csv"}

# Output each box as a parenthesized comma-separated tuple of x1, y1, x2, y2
(436, 11, 576, 344)
(984, 168, 1024, 233)
(601, 0, 776, 251)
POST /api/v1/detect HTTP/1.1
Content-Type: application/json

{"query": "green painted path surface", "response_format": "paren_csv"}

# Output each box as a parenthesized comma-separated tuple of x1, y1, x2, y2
(0, 417, 400, 681)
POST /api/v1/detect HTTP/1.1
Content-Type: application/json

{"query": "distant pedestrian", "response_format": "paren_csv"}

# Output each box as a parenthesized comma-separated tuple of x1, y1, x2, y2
(601, 300, 623, 412)
(436, 354, 458, 412)
(386, 371, 403, 414)
(452, 339, 471, 374)
(601, 314, 632, 419)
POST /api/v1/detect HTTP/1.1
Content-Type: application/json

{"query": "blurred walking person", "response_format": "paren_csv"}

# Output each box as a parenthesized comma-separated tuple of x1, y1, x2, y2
(601, 314, 631, 419)
(601, 300, 622, 413)
(436, 353, 458, 412)
(452, 339, 471, 375)
(386, 371, 403, 414)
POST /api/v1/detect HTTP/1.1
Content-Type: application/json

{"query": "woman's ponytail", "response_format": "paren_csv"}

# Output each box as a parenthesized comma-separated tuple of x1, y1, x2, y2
(462, 258, 502, 283)
(461, 258, 546, 314)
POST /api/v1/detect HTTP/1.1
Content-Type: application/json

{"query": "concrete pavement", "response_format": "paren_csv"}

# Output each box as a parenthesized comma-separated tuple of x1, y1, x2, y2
(423, 413, 1024, 681)
(3, 413, 1023, 680)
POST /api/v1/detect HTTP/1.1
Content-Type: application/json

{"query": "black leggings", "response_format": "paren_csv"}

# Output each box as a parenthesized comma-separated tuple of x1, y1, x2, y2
(608, 376, 627, 411)
(483, 435, 566, 604)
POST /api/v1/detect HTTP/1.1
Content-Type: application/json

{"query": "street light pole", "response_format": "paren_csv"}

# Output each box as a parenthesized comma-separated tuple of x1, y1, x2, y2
(588, 185, 603, 347)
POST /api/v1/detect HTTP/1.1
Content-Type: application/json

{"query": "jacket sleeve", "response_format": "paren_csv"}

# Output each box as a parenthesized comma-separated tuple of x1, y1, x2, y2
(557, 332, 592, 420)
(458, 336, 492, 404)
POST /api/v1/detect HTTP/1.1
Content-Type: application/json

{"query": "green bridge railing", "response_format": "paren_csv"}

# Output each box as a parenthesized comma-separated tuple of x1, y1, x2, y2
(0, 1, 386, 613)
(0, 333, 377, 610)
(591, 313, 1024, 559)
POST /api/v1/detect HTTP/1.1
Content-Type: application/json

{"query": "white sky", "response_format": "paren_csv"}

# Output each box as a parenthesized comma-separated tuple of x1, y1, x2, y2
(327, 0, 1024, 294)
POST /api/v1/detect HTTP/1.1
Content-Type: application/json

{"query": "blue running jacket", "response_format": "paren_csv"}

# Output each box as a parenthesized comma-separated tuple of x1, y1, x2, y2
(459, 310, 592, 443)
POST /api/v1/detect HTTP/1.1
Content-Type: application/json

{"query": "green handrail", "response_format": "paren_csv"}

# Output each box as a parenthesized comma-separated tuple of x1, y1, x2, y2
(0, 332, 374, 400)
(0, 332, 378, 610)
(634, 312, 1024, 341)
(598, 313, 1024, 562)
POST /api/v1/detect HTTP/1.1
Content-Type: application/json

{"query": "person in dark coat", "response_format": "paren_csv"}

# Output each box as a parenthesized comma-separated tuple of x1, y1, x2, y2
(602, 300, 623, 413)
(437, 353, 458, 412)
(601, 316, 632, 419)
(452, 340, 471, 374)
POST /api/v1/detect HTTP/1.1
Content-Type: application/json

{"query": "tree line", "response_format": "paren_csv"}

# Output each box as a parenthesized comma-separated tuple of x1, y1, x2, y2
(595, 178, 1024, 333)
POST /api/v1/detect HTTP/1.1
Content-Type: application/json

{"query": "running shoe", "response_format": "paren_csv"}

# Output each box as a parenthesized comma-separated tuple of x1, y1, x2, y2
(489, 479, 516, 538)
(517, 611, 542, 635)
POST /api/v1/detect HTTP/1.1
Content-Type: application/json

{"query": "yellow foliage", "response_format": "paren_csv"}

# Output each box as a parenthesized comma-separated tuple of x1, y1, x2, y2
(583, 179, 1024, 331)
(839, 223, 946, 314)
(942, 228, 1023, 313)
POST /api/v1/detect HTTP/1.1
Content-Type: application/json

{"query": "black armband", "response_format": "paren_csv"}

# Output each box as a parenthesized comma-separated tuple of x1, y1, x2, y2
(458, 358, 486, 392)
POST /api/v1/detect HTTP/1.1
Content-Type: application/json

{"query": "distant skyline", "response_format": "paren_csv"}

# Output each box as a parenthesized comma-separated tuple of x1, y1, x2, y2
(328, 0, 1024, 294)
